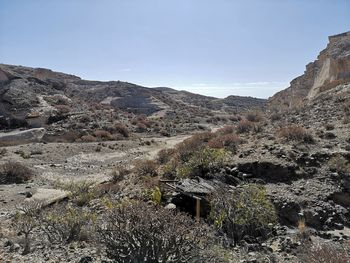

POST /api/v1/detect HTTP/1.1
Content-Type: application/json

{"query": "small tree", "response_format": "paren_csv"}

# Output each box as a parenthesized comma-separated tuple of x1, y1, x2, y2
(97, 201, 205, 263)
(210, 184, 276, 246)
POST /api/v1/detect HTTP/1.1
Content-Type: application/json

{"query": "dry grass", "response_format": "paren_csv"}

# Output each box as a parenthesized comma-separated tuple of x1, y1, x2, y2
(277, 125, 314, 143)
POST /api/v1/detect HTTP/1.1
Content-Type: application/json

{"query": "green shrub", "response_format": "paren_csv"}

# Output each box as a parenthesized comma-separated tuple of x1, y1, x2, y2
(97, 201, 204, 263)
(210, 184, 276, 246)
(56, 180, 97, 207)
(41, 205, 95, 244)
(175, 132, 214, 163)
(176, 147, 227, 178)
(143, 186, 162, 204)
(0, 162, 32, 184)
(161, 159, 178, 179)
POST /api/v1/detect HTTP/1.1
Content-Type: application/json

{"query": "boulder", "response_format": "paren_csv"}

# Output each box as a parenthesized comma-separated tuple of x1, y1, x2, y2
(0, 128, 45, 145)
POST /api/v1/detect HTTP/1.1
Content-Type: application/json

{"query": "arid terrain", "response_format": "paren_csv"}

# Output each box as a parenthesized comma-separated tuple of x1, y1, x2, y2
(0, 32, 350, 263)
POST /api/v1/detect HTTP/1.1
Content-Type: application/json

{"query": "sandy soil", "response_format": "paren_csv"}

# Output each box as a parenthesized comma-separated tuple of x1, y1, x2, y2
(0, 134, 190, 219)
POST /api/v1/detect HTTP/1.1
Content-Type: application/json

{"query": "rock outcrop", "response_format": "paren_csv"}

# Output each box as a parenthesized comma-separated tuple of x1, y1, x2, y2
(0, 128, 45, 145)
(268, 32, 350, 110)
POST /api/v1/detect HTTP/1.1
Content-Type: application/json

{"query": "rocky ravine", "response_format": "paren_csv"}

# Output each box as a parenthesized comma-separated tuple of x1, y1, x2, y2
(0, 32, 349, 263)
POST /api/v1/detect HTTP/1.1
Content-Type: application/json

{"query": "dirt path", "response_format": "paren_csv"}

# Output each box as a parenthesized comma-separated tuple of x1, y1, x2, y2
(0, 134, 191, 217)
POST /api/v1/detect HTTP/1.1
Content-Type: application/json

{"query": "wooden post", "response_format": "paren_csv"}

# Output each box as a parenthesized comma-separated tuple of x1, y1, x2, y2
(195, 198, 201, 222)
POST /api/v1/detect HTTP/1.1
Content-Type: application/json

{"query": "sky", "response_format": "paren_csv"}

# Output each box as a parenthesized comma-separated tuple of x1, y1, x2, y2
(0, 0, 349, 98)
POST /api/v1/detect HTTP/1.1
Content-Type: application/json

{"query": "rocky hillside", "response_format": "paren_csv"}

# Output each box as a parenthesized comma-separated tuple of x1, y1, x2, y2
(268, 31, 350, 110)
(0, 64, 265, 137)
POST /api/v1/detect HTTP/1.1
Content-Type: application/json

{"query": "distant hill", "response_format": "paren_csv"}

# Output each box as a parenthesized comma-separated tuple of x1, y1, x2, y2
(0, 64, 266, 137)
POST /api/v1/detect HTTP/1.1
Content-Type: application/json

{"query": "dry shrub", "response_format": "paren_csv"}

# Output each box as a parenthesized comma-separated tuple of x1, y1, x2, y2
(208, 134, 242, 153)
(55, 130, 80, 143)
(297, 218, 310, 241)
(115, 123, 129, 138)
(325, 123, 335, 131)
(136, 122, 147, 132)
(79, 115, 91, 123)
(0, 148, 7, 157)
(134, 159, 158, 177)
(253, 122, 264, 133)
(93, 130, 113, 140)
(270, 112, 282, 122)
(245, 110, 263, 122)
(80, 134, 97, 142)
(215, 125, 235, 135)
(0, 162, 32, 184)
(97, 201, 205, 262)
(344, 102, 350, 124)
(111, 166, 130, 183)
(175, 132, 214, 162)
(157, 148, 175, 164)
(302, 242, 350, 263)
(229, 115, 240, 122)
(14, 202, 42, 255)
(237, 120, 254, 133)
(55, 104, 71, 114)
(277, 125, 314, 143)
(328, 155, 350, 174)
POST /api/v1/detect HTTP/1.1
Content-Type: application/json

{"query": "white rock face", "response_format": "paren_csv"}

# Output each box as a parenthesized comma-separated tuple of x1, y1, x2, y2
(268, 31, 350, 110)
(0, 128, 45, 144)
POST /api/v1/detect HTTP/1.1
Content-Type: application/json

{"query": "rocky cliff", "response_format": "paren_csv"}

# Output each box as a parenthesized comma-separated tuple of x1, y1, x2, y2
(268, 31, 350, 110)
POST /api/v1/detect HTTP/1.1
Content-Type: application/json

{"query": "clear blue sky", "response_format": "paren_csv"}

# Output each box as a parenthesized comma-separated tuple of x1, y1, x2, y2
(1, 0, 349, 98)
